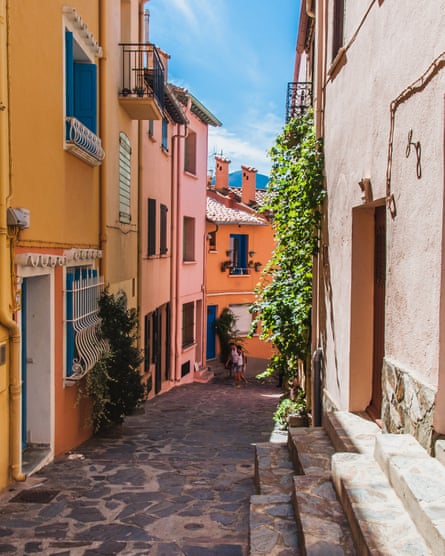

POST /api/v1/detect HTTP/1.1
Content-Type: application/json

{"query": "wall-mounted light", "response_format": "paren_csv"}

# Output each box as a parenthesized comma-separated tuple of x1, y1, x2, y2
(248, 251, 256, 257)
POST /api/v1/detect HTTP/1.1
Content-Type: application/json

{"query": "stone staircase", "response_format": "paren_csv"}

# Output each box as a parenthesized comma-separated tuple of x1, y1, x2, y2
(250, 410, 445, 555)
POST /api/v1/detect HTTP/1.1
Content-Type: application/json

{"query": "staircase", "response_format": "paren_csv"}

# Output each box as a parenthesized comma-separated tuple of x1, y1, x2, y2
(250, 411, 445, 555)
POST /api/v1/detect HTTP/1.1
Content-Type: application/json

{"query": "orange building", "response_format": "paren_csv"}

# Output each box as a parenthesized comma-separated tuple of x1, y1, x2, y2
(205, 156, 275, 366)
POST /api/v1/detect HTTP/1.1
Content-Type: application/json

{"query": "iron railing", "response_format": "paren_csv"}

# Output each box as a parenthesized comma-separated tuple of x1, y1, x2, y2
(119, 43, 165, 112)
(286, 82, 312, 122)
(65, 117, 105, 166)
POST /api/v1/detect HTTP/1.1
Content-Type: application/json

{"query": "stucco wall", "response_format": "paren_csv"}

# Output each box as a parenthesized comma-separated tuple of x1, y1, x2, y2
(320, 0, 445, 428)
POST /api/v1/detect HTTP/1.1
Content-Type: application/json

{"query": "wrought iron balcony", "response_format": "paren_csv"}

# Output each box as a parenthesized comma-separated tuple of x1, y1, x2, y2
(286, 82, 312, 122)
(119, 43, 165, 120)
(65, 117, 105, 166)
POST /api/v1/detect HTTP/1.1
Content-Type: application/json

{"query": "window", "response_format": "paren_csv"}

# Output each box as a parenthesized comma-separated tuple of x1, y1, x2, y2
(162, 118, 168, 150)
(65, 30, 97, 133)
(160, 204, 168, 255)
(119, 132, 131, 223)
(144, 312, 151, 372)
(183, 217, 195, 262)
(332, 0, 345, 61)
(148, 198, 156, 256)
(182, 302, 194, 348)
(208, 230, 217, 250)
(65, 266, 104, 379)
(184, 130, 197, 174)
(229, 304, 252, 336)
(230, 234, 248, 274)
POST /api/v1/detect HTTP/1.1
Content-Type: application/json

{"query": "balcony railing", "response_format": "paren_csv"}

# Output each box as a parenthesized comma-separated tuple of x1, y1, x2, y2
(286, 82, 312, 122)
(119, 43, 165, 119)
(65, 117, 105, 166)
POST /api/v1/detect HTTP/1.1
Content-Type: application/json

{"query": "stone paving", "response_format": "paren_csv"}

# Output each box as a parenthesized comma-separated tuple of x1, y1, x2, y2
(0, 366, 284, 556)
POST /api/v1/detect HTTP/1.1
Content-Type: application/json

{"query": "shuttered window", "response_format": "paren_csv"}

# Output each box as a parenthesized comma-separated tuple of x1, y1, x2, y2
(184, 130, 197, 174)
(148, 198, 156, 256)
(65, 30, 97, 134)
(119, 132, 131, 223)
(160, 204, 168, 255)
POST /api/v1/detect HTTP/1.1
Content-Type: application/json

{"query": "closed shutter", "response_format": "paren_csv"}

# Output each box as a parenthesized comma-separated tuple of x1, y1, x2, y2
(74, 63, 97, 133)
(148, 198, 156, 256)
(119, 133, 131, 223)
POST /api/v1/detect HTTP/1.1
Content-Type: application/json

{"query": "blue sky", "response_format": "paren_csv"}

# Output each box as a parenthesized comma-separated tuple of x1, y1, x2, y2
(147, 0, 300, 177)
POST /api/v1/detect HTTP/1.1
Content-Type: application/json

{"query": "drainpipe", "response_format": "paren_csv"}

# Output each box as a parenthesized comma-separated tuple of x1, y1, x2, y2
(98, 0, 107, 279)
(0, 0, 26, 482)
(171, 123, 188, 382)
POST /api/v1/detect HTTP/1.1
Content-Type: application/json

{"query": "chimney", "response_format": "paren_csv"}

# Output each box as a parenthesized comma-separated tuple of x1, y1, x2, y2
(215, 155, 230, 191)
(241, 165, 257, 205)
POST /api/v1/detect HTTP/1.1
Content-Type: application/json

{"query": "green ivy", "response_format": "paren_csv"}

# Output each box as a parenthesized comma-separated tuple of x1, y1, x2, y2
(250, 111, 325, 389)
(214, 307, 243, 363)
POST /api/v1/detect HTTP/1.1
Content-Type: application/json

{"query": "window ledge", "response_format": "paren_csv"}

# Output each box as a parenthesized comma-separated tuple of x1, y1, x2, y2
(327, 46, 347, 80)
(65, 117, 105, 166)
(184, 171, 198, 179)
(183, 260, 197, 265)
(182, 342, 197, 353)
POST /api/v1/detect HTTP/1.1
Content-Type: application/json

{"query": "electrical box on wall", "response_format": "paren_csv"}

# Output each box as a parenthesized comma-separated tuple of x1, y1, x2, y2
(7, 207, 30, 229)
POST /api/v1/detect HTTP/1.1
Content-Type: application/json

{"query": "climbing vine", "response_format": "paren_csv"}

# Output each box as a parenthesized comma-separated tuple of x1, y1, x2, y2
(250, 111, 325, 391)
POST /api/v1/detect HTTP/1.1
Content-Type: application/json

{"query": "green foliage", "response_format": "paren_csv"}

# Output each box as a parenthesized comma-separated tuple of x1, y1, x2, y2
(81, 289, 145, 432)
(250, 111, 325, 386)
(214, 307, 242, 363)
(273, 389, 307, 430)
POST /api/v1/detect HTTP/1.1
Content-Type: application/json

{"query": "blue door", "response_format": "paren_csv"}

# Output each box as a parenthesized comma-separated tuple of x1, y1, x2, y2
(206, 305, 217, 360)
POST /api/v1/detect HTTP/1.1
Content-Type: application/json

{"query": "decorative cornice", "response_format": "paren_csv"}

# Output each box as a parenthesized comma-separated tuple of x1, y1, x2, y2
(62, 6, 103, 58)
(64, 249, 102, 263)
(15, 253, 67, 268)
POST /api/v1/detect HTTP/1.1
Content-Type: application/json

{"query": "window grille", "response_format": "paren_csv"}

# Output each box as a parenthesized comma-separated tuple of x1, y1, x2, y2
(65, 267, 106, 381)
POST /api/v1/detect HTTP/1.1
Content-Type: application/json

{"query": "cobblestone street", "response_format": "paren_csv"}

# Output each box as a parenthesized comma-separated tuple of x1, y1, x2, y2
(0, 367, 284, 555)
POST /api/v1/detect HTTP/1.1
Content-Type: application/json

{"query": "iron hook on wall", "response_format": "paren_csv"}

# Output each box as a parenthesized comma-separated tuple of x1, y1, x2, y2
(405, 129, 422, 179)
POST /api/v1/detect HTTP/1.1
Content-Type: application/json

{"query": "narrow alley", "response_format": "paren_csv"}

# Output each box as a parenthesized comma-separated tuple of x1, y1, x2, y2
(0, 366, 285, 556)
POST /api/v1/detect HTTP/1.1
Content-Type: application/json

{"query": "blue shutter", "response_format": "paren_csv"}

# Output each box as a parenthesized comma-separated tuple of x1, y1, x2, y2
(74, 63, 97, 133)
(65, 30, 74, 117)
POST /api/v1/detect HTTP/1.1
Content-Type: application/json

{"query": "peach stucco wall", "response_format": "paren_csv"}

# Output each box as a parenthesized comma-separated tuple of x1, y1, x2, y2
(317, 0, 445, 419)
(206, 220, 275, 362)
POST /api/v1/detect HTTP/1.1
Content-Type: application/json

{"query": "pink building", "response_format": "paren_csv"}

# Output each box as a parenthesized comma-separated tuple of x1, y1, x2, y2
(140, 74, 220, 395)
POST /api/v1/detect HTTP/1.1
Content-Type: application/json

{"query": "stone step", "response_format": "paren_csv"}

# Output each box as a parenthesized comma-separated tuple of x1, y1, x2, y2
(288, 427, 357, 554)
(332, 452, 433, 555)
(292, 473, 357, 554)
(374, 433, 445, 555)
(251, 443, 300, 555)
(323, 410, 381, 455)
(249, 494, 300, 556)
(254, 442, 295, 496)
(287, 426, 335, 475)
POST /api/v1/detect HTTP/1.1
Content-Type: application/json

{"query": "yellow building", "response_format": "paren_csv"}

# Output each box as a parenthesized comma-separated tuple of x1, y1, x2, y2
(0, 0, 164, 491)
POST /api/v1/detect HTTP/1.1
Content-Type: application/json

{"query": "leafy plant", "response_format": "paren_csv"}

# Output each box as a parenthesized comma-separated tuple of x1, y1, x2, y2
(81, 289, 145, 432)
(214, 307, 243, 363)
(273, 389, 307, 430)
(250, 111, 325, 393)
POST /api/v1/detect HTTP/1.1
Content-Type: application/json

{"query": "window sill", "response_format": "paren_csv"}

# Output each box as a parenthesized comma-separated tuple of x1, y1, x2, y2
(183, 260, 197, 265)
(182, 342, 196, 353)
(184, 171, 198, 179)
(327, 46, 347, 80)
